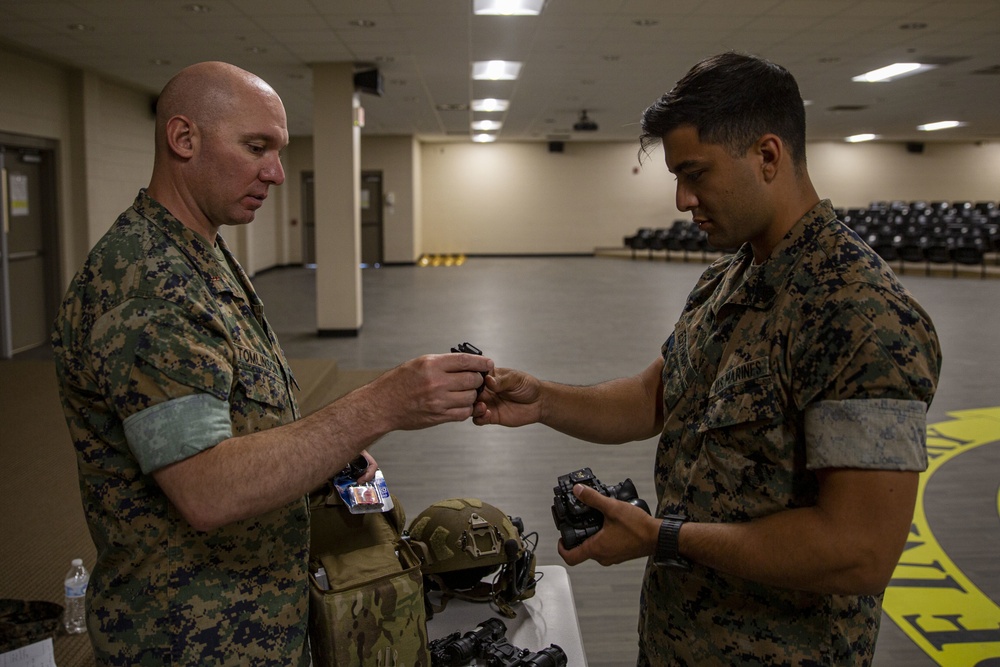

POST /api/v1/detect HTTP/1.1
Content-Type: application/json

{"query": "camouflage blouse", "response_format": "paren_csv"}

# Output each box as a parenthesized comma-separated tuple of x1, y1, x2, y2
(52, 191, 309, 666)
(639, 200, 941, 665)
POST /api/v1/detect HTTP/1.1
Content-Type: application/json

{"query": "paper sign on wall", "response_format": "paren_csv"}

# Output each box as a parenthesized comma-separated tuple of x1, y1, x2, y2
(8, 173, 29, 217)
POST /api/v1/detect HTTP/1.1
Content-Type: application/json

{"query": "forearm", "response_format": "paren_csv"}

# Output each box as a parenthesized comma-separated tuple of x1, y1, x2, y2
(539, 359, 663, 444)
(676, 469, 918, 595)
(154, 380, 392, 530)
(679, 510, 878, 594)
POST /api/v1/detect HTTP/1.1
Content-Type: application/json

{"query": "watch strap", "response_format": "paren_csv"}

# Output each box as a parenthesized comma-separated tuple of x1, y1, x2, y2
(655, 514, 690, 570)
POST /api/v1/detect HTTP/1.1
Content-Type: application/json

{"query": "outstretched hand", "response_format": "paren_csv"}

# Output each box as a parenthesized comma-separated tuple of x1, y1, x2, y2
(372, 352, 494, 431)
(472, 367, 544, 427)
(558, 484, 661, 567)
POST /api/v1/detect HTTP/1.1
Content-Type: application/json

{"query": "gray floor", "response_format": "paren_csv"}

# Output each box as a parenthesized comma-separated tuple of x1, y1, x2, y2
(249, 256, 999, 666)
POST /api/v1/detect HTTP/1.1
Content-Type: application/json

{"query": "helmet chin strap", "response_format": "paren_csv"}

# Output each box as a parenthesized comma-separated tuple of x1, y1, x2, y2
(423, 533, 540, 619)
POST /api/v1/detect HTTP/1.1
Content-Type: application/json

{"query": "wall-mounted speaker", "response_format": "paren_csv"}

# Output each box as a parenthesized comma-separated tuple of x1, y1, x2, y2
(548, 141, 564, 153)
(353, 69, 383, 97)
(906, 141, 925, 154)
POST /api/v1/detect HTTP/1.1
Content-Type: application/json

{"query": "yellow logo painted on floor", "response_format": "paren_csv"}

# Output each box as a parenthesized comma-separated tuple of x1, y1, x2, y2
(883, 406, 1000, 665)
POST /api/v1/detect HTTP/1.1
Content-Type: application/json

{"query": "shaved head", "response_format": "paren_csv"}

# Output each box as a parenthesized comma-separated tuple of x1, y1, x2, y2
(146, 61, 288, 240)
(155, 61, 281, 146)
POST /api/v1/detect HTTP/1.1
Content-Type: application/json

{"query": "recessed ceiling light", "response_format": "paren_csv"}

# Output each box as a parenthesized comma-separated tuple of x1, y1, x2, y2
(472, 98, 510, 112)
(852, 62, 937, 82)
(473, 0, 545, 15)
(150, 58, 172, 66)
(472, 120, 502, 131)
(917, 120, 965, 132)
(845, 133, 879, 143)
(472, 133, 497, 143)
(472, 60, 522, 80)
(184, 3, 211, 12)
(246, 46, 267, 54)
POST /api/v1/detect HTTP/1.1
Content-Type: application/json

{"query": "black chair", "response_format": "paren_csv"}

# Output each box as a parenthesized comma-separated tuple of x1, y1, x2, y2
(648, 228, 671, 256)
(974, 201, 996, 217)
(867, 232, 899, 262)
(951, 227, 987, 278)
(897, 232, 929, 273)
(923, 227, 955, 275)
(624, 227, 654, 258)
(681, 226, 709, 261)
(664, 221, 687, 255)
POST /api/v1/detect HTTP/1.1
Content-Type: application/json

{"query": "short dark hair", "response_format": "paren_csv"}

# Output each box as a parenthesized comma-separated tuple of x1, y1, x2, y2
(639, 52, 807, 167)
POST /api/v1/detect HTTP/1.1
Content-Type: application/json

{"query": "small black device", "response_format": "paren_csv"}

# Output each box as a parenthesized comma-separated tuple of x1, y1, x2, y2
(450, 342, 488, 395)
(336, 454, 369, 481)
(551, 467, 650, 549)
(428, 617, 567, 667)
(450, 342, 482, 356)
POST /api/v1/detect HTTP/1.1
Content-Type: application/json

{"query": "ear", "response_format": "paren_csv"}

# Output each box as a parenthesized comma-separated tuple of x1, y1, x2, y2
(163, 115, 198, 159)
(756, 134, 783, 184)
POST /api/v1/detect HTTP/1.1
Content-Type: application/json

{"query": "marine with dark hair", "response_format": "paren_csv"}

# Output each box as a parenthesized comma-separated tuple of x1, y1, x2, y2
(476, 51, 941, 665)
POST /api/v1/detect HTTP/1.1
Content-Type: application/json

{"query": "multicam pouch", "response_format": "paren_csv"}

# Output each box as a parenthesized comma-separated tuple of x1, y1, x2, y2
(308, 487, 429, 667)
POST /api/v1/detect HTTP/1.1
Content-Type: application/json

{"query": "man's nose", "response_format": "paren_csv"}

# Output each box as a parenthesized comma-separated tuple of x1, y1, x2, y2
(676, 183, 697, 213)
(262, 156, 285, 185)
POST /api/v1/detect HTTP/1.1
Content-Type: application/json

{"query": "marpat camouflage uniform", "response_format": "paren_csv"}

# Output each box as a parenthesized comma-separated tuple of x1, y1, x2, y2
(52, 190, 309, 666)
(639, 200, 941, 666)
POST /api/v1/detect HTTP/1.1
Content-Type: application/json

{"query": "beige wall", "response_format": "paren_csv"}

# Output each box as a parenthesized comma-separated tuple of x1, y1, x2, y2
(78, 71, 156, 247)
(417, 139, 1000, 255)
(0, 48, 82, 282)
(808, 141, 1000, 209)
(361, 135, 420, 263)
(2, 45, 998, 283)
(420, 141, 667, 254)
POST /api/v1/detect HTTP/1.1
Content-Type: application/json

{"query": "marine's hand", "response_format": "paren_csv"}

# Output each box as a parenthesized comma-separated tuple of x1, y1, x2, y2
(472, 367, 544, 427)
(356, 449, 377, 484)
(372, 353, 493, 430)
(558, 484, 660, 567)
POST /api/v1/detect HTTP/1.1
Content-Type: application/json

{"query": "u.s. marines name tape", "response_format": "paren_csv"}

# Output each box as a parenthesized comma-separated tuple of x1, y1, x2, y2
(883, 406, 1000, 665)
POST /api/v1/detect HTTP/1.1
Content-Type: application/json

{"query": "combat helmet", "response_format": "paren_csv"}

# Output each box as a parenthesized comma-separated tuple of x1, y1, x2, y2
(407, 498, 537, 618)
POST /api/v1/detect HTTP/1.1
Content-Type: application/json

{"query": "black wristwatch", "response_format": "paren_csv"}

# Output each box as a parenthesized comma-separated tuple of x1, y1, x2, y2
(654, 515, 691, 570)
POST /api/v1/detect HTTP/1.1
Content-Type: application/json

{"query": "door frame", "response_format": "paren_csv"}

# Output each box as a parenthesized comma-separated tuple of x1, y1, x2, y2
(0, 132, 61, 358)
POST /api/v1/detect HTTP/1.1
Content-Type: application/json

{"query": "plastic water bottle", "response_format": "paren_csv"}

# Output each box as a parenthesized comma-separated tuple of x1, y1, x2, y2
(63, 558, 89, 634)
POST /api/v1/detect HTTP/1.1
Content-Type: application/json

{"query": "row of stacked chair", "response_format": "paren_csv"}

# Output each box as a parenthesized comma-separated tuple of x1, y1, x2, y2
(623, 200, 998, 278)
(623, 220, 717, 262)
(839, 200, 998, 278)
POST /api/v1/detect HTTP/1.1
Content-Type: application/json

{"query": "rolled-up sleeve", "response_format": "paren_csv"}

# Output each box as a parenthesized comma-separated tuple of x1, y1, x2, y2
(804, 398, 928, 471)
(123, 393, 234, 474)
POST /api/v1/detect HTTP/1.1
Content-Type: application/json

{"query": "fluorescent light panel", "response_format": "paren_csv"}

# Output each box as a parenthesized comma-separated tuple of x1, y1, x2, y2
(472, 98, 510, 112)
(472, 60, 522, 80)
(471, 120, 502, 131)
(472, 133, 497, 143)
(474, 0, 544, 15)
(917, 120, 965, 132)
(845, 133, 878, 143)
(852, 62, 937, 82)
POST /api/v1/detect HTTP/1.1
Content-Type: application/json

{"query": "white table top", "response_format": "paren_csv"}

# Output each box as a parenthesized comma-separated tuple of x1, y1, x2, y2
(425, 564, 588, 666)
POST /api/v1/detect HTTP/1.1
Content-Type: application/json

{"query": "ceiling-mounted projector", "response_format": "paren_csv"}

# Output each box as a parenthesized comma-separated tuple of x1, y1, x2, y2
(573, 110, 598, 132)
